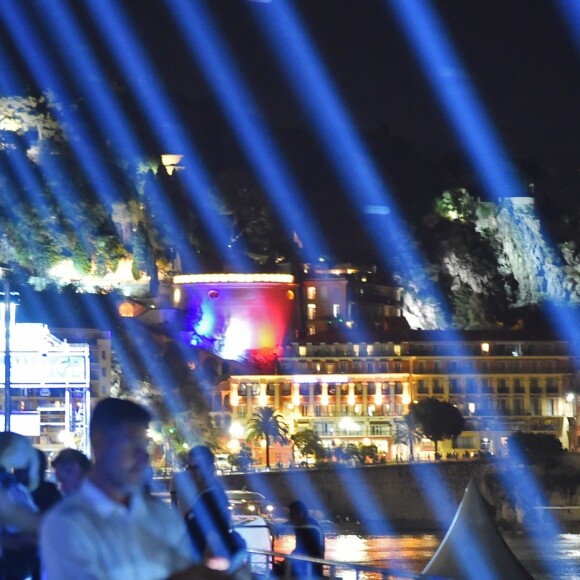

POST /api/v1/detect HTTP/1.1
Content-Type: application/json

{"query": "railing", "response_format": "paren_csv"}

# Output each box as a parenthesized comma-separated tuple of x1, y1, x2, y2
(246, 548, 445, 579)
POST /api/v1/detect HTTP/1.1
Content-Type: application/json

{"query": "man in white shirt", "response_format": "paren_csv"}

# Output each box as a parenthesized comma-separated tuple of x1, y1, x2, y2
(40, 398, 209, 580)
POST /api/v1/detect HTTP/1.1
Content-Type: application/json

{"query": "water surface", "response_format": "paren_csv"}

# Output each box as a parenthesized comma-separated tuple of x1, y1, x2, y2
(274, 533, 580, 579)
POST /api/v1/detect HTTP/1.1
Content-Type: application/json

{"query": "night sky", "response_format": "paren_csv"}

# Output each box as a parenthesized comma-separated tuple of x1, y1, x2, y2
(0, 0, 579, 259)
(124, 0, 580, 160)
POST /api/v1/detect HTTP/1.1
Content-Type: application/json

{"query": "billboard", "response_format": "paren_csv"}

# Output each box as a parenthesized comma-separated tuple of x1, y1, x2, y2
(0, 353, 88, 387)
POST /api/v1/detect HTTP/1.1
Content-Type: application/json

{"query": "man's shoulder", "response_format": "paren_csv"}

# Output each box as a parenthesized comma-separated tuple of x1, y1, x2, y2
(44, 489, 90, 518)
(41, 491, 96, 538)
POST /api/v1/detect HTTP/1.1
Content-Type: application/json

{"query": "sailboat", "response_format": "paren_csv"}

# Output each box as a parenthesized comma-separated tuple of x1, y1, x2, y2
(423, 479, 534, 580)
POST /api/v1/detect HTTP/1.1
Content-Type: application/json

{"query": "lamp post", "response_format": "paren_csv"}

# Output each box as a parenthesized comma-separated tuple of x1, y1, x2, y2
(2, 274, 10, 432)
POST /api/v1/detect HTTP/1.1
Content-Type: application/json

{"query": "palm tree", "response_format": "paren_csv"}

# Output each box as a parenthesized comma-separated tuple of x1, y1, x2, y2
(245, 406, 289, 469)
(394, 415, 423, 461)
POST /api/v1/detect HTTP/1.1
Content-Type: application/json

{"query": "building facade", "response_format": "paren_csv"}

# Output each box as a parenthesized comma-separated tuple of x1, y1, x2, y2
(217, 330, 577, 464)
(52, 328, 112, 401)
(301, 265, 403, 336)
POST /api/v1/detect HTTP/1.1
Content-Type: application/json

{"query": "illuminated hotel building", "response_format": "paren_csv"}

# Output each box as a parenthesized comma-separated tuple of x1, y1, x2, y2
(117, 270, 577, 462)
(219, 329, 577, 463)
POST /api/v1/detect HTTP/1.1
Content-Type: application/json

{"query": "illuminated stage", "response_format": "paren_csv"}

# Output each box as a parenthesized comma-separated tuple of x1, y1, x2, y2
(171, 274, 299, 364)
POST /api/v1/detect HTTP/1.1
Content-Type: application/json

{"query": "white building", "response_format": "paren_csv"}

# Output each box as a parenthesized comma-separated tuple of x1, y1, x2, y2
(0, 310, 92, 455)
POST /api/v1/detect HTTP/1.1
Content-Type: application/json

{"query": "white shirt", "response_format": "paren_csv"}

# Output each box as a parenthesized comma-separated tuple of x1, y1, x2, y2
(40, 479, 196, 580)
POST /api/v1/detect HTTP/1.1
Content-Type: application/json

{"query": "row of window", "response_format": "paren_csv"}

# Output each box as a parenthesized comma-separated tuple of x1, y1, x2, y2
(417, 377, 564, 394)
(296, 343, 403, 357)
(235, 382, 405, 396)
(233, 396, 562, 419)
(282, 359, 567, 374)
(288, 342, 565, 358)
(281, 360, 404, 374)
(234, 376, 564, 398)
(305, 286, 343, 301)
(415, 360, 566, 373)
(453, 397, 561, 417)
(232, 402, 405, 418)
(311, 422, 394, 437)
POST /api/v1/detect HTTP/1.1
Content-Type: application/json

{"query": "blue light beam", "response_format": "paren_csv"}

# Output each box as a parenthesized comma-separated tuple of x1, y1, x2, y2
(386, 0, 522, 202)
(83, 0, 252, 272)
(27, 0, 203, 274)
(0, 3, 129, 212)
(249, 0, 445, 307)
(165, 0, 329, 264)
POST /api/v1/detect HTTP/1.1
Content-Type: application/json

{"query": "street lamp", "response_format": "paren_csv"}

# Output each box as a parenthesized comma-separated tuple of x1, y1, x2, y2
(0, 270, 16, 432)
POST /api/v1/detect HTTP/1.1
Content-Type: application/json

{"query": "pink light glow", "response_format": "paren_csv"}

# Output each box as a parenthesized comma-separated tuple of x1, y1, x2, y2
(178, 280, 298, 361)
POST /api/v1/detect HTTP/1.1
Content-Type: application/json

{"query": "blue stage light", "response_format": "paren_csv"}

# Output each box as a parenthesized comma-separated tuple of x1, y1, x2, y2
(556, 0, 580, 54)
(0, 3, 127, 217)
(0, 4, 202, 425)
(245, 0, 473, 538)
(387, 3, 568, 575)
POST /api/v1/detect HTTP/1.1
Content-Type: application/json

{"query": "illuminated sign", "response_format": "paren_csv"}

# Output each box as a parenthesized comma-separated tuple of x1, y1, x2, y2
(0, 354, 88, 387)
(0, 412, 41, 436)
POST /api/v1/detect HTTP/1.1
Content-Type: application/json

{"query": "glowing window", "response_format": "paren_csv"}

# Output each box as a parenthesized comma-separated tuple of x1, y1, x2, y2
(307, 304, 316, 320)
(298, 346, 307, 357)
(308, 325, 316, 336)
(118, 302, 134, 317)
(333, 304, 340, 317)
(307, 287, 316, 300)
(366, 345, 373, 356)
(353, 344, 360, 357)
(481, 342, 490, 354)
(394, 344, 402, 356)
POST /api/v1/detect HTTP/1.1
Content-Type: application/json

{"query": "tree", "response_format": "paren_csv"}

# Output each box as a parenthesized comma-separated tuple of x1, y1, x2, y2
(359, 443, 378, 464)
(245, 407, 289, 469)
(434, 188, 476, 223)
(409, 398, 465, 456)
(394, 415, 423, 460)
(291, 429, 327, 462)
(508, 432, 564, 468)
(228, 444, 253, 472)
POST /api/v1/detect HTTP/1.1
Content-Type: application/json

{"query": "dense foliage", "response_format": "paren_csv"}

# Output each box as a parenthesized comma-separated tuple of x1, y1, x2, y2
(408, 398, 466, 455)
(508, 432, 565, 468)
(291, 429, 327, 461)
(3, 91, 580, 330)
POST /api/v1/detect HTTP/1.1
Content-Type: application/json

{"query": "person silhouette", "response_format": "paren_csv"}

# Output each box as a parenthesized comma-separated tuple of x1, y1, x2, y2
(275, 500, 325, 578)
